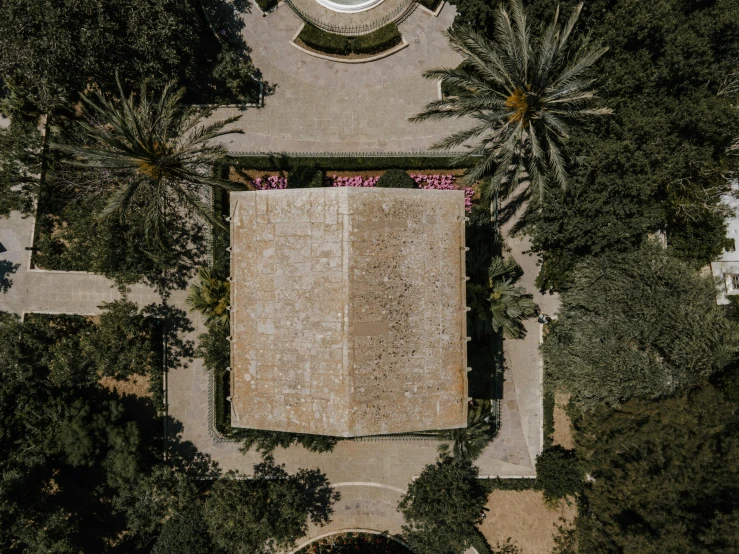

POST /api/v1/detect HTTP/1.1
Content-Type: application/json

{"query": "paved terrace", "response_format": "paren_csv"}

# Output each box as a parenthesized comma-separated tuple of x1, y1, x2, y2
(211, 2, 469, 153)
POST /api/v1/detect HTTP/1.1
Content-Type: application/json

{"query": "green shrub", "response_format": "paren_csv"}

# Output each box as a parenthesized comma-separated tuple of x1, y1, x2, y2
(534, 446, 583, 501)
(255, 0, 278, 12)
(289, 165, 324, 188)
(377, 169, 415, 188)
(418, 0, 442, 11)
(298, 24, 350, 56)
(351, 23, 402, 55)
(298, 23, 401, 57)
(226, 155, 464, 171)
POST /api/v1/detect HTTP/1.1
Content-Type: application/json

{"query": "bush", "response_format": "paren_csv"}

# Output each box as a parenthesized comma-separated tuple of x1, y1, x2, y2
(418, 0, 442, 11)
(376, 169, 415, 188)
(351, 23, 402, 55)
(535, 446, 583, 501)
(289, 165, 324, 188)
(298, 24, 350, 56)
(298, 23, 401, 57)
(226, 155, 463, 172)
(255, 0, 278, 12)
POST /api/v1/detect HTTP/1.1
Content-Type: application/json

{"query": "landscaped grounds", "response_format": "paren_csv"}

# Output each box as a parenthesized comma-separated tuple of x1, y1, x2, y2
(1, 0, 739, 552)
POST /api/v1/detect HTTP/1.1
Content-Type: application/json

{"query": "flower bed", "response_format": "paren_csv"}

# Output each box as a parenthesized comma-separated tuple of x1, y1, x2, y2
(300, 533, 412, 553)
(246, 172, 474, 212)
(329, 173, 474, 211)
(251, 175, 288, 189)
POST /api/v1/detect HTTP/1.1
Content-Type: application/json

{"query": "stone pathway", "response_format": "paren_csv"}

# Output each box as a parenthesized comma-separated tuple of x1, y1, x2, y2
(211, 2, 469, 153)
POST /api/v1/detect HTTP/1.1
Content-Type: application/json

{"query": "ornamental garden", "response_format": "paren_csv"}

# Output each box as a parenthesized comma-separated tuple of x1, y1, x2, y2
(1, 0, 739, 553)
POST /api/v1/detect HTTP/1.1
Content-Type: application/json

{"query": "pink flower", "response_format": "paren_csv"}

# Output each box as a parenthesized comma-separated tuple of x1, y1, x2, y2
(251, 175, 287, 190)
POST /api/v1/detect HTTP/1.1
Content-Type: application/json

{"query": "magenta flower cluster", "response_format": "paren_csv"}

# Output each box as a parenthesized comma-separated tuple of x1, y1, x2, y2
(411, 174, 474, 212)
(329, 175, 379, 187)
(251, 176, 287, 190)
(251, 172, 475, 212)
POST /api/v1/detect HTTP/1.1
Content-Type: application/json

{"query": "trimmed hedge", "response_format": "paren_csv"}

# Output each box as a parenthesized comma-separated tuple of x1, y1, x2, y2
(376, 168, 415, 188)
(351, 23, 402, 55)
(289, 164, 324, 188)
(418, 0, 442, 11)
(226, 155, 466, 171)
(299, 24, 350, 56)
(255, 0, 278, 12)
(298, 23, 402, 57)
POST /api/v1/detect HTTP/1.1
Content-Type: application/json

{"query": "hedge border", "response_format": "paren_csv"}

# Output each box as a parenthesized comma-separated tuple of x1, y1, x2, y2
(225, 154, 467, 171)
(297, 23, 402, 57)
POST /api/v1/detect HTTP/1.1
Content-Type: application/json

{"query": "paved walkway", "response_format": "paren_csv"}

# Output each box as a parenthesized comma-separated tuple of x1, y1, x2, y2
(211, 2, 469, 153)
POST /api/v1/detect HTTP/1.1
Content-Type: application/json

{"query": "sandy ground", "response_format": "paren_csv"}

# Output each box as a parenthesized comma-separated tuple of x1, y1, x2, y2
(99, 374, 151, 398)
(480, 490, 577, 554)
(552, 391, 574, 450)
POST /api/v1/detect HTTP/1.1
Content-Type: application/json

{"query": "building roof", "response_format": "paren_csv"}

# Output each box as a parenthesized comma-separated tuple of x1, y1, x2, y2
(229, 187, 467, 437)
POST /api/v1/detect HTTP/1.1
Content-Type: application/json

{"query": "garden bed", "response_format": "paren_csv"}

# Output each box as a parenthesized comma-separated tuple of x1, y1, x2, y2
(298, 533, 412, 553)
(296, 23, 402, 58)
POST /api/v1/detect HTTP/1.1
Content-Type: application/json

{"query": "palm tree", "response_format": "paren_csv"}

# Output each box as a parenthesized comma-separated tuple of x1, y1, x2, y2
(438, 401, 495, 463)
(187, 266, 230, 329)
(488, 257, 536, 339)
(55, 77, 244, 245)
(411, 0, 612, 206)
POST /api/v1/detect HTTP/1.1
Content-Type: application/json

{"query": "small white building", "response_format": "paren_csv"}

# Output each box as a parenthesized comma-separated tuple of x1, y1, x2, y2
(711, 182, 739, 304)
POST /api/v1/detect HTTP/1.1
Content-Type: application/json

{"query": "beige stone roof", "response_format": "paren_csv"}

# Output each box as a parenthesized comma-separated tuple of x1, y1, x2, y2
(229, 188, 467, 437)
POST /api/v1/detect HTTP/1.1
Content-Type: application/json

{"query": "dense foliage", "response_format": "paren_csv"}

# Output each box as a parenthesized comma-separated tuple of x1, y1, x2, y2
(0, 118, 42, 217)
(33, 174, 206, 290)
(575, 386, 739, 554)
(300, 533, 413, 553)
(289, 165, 325, 188)
(414, 0, 611, 206)
(0, 311, 338, 553)
(0, 0, 257, 115)
(204, 457, 340, 554)
(399, 456, 488, 554)
(376, 169, 416, 188)
(522, 0, 739, 287)
(298, 23, 402, 57)
(533, 446, 583, 501)
(544, 243, 739, 410)
(451, 0, 739, 285)
(0, 312, 155, 552)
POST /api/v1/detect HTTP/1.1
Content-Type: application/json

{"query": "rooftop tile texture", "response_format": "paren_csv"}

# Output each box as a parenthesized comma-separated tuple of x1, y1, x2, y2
(230, 188, 467, 437)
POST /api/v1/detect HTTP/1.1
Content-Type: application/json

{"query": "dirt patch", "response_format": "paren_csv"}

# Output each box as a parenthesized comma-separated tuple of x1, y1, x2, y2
(552, 391, 574, 450)
(99, 374, 151, 398)
(479, 490, 576, 554)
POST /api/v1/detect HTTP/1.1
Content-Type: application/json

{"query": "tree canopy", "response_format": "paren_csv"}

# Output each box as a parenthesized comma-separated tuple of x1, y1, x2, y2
(413, 0, 611, 205)
(203, 457, 340, 554)
(574, 386, 739, 554)
(0, 0, 256, 115)
(544, 243, 739, 410)
(399, 456, 489, 554)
